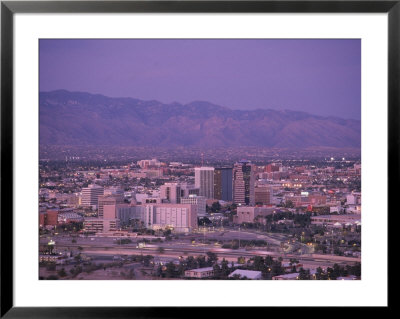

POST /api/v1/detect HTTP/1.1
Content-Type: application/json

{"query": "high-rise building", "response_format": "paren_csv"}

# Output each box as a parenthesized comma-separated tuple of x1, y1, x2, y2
(39, 209, 59, 227)
(81, 184, 104, 208)
(233, 161, 255, 206)
(255, 186, 272, 205)
(97, 194, 124, 218)
(195, 167, 214, 199)
(214, 167, 233, 201)
(160, 183, 181, 204)
(144, 204, 198, 233)
(181, 195, 207, 216)
(179, 183, 200, 198)
(103, 204, 145, 225)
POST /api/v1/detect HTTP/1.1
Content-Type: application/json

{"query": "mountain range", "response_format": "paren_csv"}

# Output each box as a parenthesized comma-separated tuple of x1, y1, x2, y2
(39, 90, 361, 149)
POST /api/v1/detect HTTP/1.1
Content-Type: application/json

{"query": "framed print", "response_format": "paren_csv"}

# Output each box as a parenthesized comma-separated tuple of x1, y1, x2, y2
(1, 0, 395, 317)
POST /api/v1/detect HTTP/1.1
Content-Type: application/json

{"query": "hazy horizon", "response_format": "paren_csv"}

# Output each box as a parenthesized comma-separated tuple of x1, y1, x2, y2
(40, 88, 360, 121)
(40, 39, 361, 120)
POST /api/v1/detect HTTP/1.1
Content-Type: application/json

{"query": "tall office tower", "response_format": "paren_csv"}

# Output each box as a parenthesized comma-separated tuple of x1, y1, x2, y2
(195, 167, 215, 199)
(214, 167, 233, 201)
(255, 186, 272, 205)
(97, 194, 124, 218)
(81, 184, 104, 208)
(233, 161, 255, 206)
(160, 183, 181, 204)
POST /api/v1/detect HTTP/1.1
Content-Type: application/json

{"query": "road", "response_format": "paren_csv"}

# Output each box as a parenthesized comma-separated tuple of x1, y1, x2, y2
(42, 234, 360, 268)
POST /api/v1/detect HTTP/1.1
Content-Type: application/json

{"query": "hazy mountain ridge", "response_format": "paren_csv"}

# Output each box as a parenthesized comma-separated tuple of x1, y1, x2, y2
(39, 90, 361, 148)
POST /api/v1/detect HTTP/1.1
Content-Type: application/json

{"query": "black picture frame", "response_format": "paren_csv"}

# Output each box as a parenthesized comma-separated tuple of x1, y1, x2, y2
(1, 0, 395, 317)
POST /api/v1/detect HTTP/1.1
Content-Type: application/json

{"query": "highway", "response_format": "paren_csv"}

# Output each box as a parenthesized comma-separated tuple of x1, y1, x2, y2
(43, 236, 360, 268)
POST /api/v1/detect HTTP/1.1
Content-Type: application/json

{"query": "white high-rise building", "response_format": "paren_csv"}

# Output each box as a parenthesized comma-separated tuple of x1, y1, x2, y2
(81, 184, 104, 209)
(181, 195, 207, 217)
(144, 204, 198, 233)
(160, 183, 181, 204)
(195, 167, 214, 199)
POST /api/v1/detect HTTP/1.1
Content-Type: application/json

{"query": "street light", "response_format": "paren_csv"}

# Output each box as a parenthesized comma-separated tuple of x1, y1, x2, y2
(239, 226, 241, 249)
(203, 227, 205, 254)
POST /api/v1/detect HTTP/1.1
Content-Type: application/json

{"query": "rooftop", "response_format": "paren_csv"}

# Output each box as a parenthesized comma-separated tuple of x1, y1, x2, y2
(186, 267, 214, 273)
(228, 269, 262, 279)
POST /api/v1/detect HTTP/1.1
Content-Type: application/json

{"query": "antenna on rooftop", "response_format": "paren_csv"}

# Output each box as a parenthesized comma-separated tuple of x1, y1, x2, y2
(201, 152, 204, 166)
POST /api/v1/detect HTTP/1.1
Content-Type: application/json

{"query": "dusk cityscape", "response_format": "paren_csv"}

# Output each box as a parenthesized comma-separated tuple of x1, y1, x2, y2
(39, 39, 361, 281)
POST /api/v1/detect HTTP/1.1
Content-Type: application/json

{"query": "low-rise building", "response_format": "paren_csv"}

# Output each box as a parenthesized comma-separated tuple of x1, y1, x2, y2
(235, 206, 277, 224)
(272, 273, 300, 280)
(311, 214, 361, 226)
(228, 269, 262, 280)
(83, 218, 120, 233)
(58, 212, 84, 224)
(337, 275, 358, 280)
(185, 267, 214, 278)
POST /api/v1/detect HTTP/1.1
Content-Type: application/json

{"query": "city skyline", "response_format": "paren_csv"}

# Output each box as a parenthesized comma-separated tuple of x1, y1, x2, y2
(38, 39, 361, 281)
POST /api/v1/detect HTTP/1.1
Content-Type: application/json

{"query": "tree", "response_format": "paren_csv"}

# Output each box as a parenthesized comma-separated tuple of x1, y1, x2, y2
(298, 268, 310, 280)
(126, 269, 135, 279)
(315, 267, 325, 280)
(211, 202, 221, 213)
(331, 264, 341, 279)
(213, 264, 222, 279)
(74, 253, 81, 262)
(289, 258, 299, 265)
(285, 200, 294, 208)
(165, 262, 176, 278)
(206, 252, 218, 266)
(186, 256, 197, 269)
(271, 261, 284, 277)
(252, 256, 266, 272)
(143, 255, 153, 267)
(220, 258, 230, 279)
(57, 268, 67, 277)
(196, 255, 207, 268)
(158, 247, 165, 254)
(264, 255, 274, 266)
(46, 263, 56, 271)
(155, 265, 163, 278)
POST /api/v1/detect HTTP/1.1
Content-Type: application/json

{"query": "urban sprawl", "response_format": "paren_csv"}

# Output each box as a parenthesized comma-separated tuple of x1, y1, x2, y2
(39, 157, 361, 280)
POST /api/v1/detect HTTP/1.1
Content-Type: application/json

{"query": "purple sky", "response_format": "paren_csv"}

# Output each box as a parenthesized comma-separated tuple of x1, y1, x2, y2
(40, 39, 361, 119)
